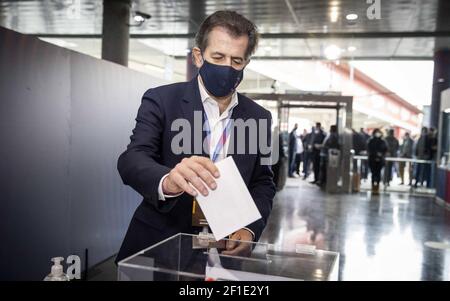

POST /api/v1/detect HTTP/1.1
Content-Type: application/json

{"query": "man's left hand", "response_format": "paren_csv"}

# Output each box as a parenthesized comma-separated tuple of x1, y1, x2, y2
(221, 228, 253, 257)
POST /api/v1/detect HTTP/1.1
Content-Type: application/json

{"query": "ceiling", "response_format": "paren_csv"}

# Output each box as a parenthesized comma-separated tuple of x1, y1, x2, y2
(1, 0, 449, 60)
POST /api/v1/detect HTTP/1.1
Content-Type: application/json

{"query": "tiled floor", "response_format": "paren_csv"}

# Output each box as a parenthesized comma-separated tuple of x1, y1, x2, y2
(259, 177, 450, 280)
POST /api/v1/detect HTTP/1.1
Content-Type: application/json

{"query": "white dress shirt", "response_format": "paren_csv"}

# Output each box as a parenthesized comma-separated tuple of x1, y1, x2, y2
(296, 136, 304, 154)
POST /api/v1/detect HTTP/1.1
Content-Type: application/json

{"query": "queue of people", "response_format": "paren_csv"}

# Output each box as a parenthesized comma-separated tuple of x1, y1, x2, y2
(288, 123, 340, 188)
(355, 126, 438, 194)
(287, 124, 439, 194)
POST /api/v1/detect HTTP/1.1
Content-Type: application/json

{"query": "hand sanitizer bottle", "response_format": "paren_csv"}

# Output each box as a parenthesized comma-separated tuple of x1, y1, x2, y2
(44, 257, 70, 281)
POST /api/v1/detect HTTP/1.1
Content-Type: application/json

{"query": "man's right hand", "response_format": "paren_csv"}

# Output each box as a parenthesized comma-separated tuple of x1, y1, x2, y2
(162, 156, 220, 197)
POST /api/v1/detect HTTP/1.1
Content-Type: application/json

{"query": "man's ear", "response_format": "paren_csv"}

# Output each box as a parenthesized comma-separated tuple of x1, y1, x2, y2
(192, 47, 203, 69)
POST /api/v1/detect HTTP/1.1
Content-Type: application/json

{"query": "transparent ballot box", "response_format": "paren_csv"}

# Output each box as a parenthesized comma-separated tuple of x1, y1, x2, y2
(118, 233, 339, 281)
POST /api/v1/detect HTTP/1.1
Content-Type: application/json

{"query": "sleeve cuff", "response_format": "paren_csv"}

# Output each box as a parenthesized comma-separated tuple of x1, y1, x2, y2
(243, 227, 255, 241)
(158, 174, 183, 201)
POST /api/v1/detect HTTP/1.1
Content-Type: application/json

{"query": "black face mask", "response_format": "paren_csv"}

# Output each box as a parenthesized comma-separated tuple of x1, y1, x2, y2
(199, 58, 244, 97)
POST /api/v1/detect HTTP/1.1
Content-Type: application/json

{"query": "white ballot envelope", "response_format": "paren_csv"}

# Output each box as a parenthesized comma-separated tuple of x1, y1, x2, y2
(195, 156, 262, 240)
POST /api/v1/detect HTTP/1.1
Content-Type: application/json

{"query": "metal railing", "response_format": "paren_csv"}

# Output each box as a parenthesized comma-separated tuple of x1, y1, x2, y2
(352, 155, 436, 195)
(353, 155, 433, 164)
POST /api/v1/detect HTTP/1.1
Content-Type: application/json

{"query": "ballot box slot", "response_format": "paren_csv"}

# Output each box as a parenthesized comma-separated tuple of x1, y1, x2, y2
(119, 262, 205, 280)
(203, 251, 273, 263)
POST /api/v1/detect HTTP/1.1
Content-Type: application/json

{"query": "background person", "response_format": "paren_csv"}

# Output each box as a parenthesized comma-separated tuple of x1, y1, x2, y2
(309, 122, 326, 184)
(288, 123, 298, 177)
(414, 127, 430, 188)
(399, 132, 413, 185)
(294, 130, 304, 177)
(367, 129, 388, 194)
(318, 125, 340, 187)
(383, 128, 399, 187)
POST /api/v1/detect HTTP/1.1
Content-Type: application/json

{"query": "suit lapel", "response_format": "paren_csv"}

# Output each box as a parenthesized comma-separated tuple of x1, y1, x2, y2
(228, 93, 248, 176)
(180, 77, 207, 157)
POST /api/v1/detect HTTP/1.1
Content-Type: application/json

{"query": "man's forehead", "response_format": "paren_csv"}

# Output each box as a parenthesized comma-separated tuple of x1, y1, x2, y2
(204, 27, 248, 58)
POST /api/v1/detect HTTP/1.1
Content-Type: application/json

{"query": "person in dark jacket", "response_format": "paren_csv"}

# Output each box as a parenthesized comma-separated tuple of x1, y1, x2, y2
(318, 125, 340, 186)
(271, 126, 287, 191)
(302, 127, 313, 179)
(288, 123, 298, 177)
(414, 127, 430, 187)
(383, 129, 399, 186)
(399, 132, 413, 185)
(352, 128, 367, 181)
(309, 122, 326, 184)
(115, 11, 275, 263)
(426, 127, 438, 188)
(367, 128, 388, 194)
(359, 128, 370, 180)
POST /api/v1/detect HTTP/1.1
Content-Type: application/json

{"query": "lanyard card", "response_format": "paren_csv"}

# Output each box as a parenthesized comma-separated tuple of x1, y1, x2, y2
(192, 198, 208, 227)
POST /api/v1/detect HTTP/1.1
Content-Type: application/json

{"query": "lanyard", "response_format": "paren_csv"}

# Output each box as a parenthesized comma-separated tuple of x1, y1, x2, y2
(203, 111, 233, 162)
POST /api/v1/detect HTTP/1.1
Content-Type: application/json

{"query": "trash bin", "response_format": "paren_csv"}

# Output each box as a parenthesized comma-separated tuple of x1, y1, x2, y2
(326, 149, 340, 193)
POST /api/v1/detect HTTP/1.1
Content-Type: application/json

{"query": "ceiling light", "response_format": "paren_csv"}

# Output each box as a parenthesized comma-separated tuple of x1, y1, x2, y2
(324, 45, 342, 60)
(133, 15, 145, 23)
(130, 11, 151, 27)
(346, 13, 358, 21)
(347, 46, 357, 52)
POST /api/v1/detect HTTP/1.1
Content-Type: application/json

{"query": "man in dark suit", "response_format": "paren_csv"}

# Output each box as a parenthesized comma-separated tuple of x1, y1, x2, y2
(288, 123, 298, 177)
(309, 122, 326, 184)
(115, 11, 275, 264)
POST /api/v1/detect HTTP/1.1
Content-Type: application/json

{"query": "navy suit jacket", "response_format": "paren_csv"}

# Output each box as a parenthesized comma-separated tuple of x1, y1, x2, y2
(115, 77, 275, 262)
